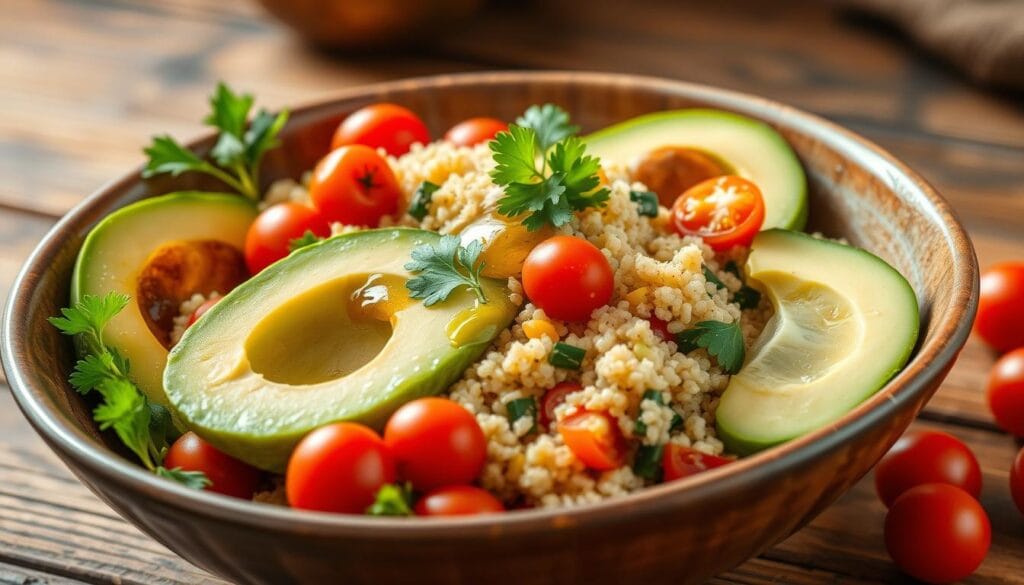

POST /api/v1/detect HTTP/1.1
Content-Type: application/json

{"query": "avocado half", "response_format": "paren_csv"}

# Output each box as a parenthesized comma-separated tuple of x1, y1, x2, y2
(72, 192, 257, 407)
(715, 230, 919, 455)
(584, 109, 808, 231)
(165, 228, 518, 471)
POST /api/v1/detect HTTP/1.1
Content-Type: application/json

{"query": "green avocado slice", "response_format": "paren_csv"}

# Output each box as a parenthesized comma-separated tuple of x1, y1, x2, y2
(164, 228, 518, 471)
(584, 109, 808, 231)
(715, 230, 919, 455)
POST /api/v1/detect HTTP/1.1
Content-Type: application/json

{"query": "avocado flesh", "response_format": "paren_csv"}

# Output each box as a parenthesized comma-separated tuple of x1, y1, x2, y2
(164, 228, 517, 472)
(715, 230, 919, 455)
(584, 109, 808, 231)
(71, 192, 256, 407)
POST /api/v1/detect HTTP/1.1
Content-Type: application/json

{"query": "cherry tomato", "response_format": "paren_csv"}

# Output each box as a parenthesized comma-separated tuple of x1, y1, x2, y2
(414, 485, 505, 516)
(873, 430, 982, 508)
(884, 483, 990, 583)
(383, 398, 486, 492)
(164, 432, 261, 499)
(444, 117, 508, 147)
(540, 381, 581, 428)
(1011, 447, 1024, 516)
(558, 411, 626, 471)
(309, 145, 401, 227)
(244, 202, 330, 274)
(662, 444, 731, 482)
(975, 262, 1024, 353)
(286, 423, 396, 514)
(331, 103, 430, 157)
(186, 297, 221, 328)
(522, 236, 614, 322)
(671, 176, 765, 251)
(649, 317, 673, 342)
(986, 348, 1024, 436)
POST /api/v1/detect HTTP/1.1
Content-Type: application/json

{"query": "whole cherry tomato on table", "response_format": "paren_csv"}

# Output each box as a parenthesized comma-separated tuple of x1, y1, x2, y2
(987, 348, 1024, 436)
(164, 432, 261, 499)
(873, 430, 982, 508)
(558, 411, 626, 471)
(244, 202, 330, 274)
(671, 175, 765, 251)
(975, 262, 1024, 352)
(522, 236, 614, 322)
(309, 145, 401, 227)
(414, 485, 505, 516)
(331, 103, 430, 157)
(444, 117, 508, 147)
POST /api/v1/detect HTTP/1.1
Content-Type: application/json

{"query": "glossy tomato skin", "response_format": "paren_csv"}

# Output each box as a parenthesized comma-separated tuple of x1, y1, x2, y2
(558, 411, 626, 471)
(671, 175, 765, 251)
(309, 145, 401, 227)
(540, 381, 581, 428)
(164, 432, 262, 499)
(522, 236, 614, 322)
(444, 117, 508, 147)
(286, 423, 396, 514)
(649, 317, 673, 342)
(874, 430, 982, 508)
(884, 483, 990, 583)
(975, 262, 1024, 352)
(383, 398, 486, 492)
(331, 103, 430, 157)
(244, 202, 330, 274)
(414, 485, 505, 516)
(186, 296, 221, 328)
(662, 445, 731, 482)
(987, 348, 1024, 436)
(1011, 447, 1024, 516)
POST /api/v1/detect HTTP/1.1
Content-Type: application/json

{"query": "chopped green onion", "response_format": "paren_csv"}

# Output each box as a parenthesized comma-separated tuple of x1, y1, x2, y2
(506, 397, 538, 434)
(634, 389, 664, 437)
(549, 342, 586, 370)
(633, 444, 664, 481)
(670, 412, 684, 433)
(629, 190, 659, 218)
(702, 265, 725, 292)
(408, 181, 440, 221)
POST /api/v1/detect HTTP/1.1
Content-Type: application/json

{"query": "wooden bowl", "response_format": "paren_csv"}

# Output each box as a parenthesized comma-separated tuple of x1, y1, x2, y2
(0, 72, 977, 585)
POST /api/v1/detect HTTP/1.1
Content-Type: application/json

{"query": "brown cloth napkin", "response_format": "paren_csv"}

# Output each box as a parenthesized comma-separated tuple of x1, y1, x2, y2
(838, 0, 1024, 90)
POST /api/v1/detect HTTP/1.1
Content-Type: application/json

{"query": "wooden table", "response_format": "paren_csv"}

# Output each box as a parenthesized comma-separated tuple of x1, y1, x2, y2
(2, 0, 1023, 582)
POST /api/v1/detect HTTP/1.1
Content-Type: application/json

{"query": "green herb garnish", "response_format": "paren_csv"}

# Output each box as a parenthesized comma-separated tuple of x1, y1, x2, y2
(405, 235, 487, 306)
(702, 265, 725, 292)
(675, 320, 746, 374)
(506, 397, 538, 434)
(408, 181, 440, 221)
(549, 342, 586, 370)
(516, 103, 579, 151)
(156, 466, 213, 490)
(634, 389, 663, 438)
(722, 260, 762, 309)
(143, 82, 288, 201)
(629, 190, 659, 218)
(288, 230, 322, 253)
(49, 293, 209, 488)
(366, 483, 415, 516)
(633, 444, 664, 481)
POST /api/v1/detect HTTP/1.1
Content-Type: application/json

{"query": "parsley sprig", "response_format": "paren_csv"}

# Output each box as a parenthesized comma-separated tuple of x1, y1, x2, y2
(49, 293, 210, 489)
(489, 105, 609, 231)
(405, 235, 488, 306)
(675, 320, 746, 374)
(143, 82, 288, 201)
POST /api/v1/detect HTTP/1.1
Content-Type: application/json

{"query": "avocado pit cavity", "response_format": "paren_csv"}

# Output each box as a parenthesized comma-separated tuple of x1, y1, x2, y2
(633, 146, 730, 207)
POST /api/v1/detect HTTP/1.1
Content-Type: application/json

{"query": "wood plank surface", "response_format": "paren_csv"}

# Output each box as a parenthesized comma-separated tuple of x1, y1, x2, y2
(1, 0, 1023, 583)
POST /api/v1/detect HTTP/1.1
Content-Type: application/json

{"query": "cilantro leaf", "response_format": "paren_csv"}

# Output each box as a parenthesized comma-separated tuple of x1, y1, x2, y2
(142, 136, 223, 179)
(68, 354, 116, 394)
(548, 137, 609, 212)
(674, 320, 746, 374)
(703, 265, 725, 292)
(408, 181, 440, 221)
(405, 235, 488, 306)
(288, 230, 322, 253)
(366, 483, 415, 516)
(721, 260, 762, 309)
(490, 125, 541, 185)
(516, 104, 578, 151)
(156, 466, 213, 490)
(204, 82, 254, 138)
(93, 377, 156, 468)
(244, 109, 289, 169)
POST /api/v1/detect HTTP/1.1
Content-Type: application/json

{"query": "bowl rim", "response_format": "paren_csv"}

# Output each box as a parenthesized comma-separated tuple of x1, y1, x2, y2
(1, 70, 978, 539)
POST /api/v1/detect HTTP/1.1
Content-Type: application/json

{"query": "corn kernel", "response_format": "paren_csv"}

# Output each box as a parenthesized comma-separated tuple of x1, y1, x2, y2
(523, 319, 558, 341)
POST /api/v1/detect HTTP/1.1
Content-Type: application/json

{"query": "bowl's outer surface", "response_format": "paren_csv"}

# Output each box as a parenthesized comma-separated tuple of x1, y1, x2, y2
(1, 72, 977, 585)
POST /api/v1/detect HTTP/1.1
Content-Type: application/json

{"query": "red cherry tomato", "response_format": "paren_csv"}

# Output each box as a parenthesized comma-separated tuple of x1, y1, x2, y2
(383, 398, 486, 492)
(186, 297, 221, 328)
(671, 176, 765, 251)
(164, 432, 261, 499)
(444, 117, 508, 147)
(1011, 447, 1024, 516)
(558, 411, 626, 471)
(331, 103, 430, 157)
(244, 202, 330, 274)
(975, 262, 1024, 353)
(309, 145, 401, 227)
(540, 381, 581, 428)
(286, 423, 396, 514)
(414, 485, 505, 516)
(661, 444, 731, 482)
(874, 430, 982, 508)
(987, 348, 1024, 436)
(884, 483, 990, 583)
(522, 236, 614, 322)
(649, 317, 673, 342)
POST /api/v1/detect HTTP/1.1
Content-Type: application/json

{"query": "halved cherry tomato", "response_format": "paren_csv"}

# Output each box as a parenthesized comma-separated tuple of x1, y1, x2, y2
(987, 348, 1024, 436)
(873, 430, 982, 508)
(309, 145, 401, 227)
(331, 103, 430, 157)
(186, 296, 221, 328)
(975, 262, 1024, 353)
(444, 117, 508, 147)
(244, 202, 330, 274)
(661, 444, 731, 482)
(286, 423, 396, 514)
(540, 381, 582, 428)
(165, 432, 261, 499)
(1012, 447, 1024, 516)
(649, 317, 673, 342)
(671, 176, 765, 251)
(522, 236, 614, 322)
(414, 485, 505, 516)
(558, 411, 626, 471)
